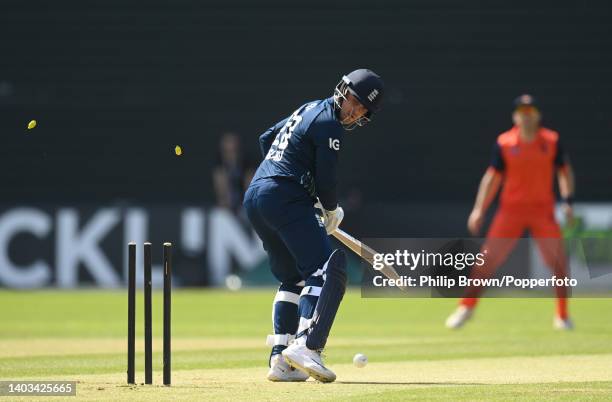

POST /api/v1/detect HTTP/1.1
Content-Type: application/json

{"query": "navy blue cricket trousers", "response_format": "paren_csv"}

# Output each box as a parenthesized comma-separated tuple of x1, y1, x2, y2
(243, 177, 332, 284)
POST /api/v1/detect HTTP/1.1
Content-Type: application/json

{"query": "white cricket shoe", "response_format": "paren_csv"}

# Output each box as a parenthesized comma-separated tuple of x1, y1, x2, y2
(553, 316, 574, 330)
(282, 337, 336, 383)
(445, 305, 474, 329)
(267, 354, 309, 382)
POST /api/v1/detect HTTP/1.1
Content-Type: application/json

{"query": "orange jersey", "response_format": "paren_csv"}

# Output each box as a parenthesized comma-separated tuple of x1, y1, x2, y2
(490, 126, 567, 209)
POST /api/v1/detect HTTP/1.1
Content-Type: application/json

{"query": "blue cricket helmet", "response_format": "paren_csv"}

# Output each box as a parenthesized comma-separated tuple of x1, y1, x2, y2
(334, 69, 384, 130)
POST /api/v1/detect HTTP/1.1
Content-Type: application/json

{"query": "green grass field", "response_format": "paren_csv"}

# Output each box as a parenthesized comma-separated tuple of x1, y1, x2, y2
(1, 290, 611, 401)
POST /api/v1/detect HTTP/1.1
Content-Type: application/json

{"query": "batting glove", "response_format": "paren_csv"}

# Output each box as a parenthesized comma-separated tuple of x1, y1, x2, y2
(315, 200, 344, 235)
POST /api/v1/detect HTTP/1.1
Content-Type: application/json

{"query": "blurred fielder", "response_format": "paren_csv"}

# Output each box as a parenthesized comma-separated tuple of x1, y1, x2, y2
(243, 69, 384, 382)
(446, 94, 575, 330)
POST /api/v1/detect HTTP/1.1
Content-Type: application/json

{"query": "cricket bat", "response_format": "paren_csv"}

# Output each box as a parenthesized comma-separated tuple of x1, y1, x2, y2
(332, 228, 407, 292)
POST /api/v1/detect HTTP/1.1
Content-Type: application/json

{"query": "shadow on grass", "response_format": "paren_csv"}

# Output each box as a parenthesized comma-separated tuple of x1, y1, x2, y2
(114, 381, 484, 388)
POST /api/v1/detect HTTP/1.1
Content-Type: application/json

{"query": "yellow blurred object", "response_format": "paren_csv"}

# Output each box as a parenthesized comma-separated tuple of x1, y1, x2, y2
(175, 145, 182, 156)
(27, 120, 37, 129)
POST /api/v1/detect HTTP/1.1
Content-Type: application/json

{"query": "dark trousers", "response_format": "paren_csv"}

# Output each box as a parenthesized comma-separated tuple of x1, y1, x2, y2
(243, 177, 332, 285)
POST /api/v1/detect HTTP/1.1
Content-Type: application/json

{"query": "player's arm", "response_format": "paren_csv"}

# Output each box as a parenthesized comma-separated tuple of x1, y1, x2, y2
(314, 129, 341, 210)
(555, 140, 575, 221)
(259, 117, 289, 158)
(313, 125, 344, 234)
(558, 163, 575, 199)
(467, 143, 504, 235)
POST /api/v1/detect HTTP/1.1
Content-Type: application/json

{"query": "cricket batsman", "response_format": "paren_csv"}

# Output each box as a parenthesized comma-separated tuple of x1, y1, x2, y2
(243, 69, 384, 382)
(446, 94, 575, 330)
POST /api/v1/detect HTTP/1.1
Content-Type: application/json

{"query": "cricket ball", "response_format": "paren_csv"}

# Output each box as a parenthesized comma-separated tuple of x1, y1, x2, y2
(353, 353, 367, 368)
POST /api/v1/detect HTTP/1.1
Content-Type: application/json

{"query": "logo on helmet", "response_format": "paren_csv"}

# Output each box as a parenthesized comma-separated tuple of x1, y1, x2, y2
(367, 89, 379, 102)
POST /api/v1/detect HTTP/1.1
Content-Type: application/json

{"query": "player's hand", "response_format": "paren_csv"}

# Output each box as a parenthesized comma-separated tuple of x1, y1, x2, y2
(467, 208, 484, 236)
(315, 201, 344, 235)
(322, 206, 344, 234)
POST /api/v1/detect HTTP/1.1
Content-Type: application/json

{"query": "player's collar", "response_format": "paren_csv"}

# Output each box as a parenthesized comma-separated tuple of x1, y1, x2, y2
(513, 125, 544, 144)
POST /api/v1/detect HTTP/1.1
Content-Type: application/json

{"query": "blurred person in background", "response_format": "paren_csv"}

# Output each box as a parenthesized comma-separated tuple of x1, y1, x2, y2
(213, 132, 255, 213)
(446, 94, 576, 330)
